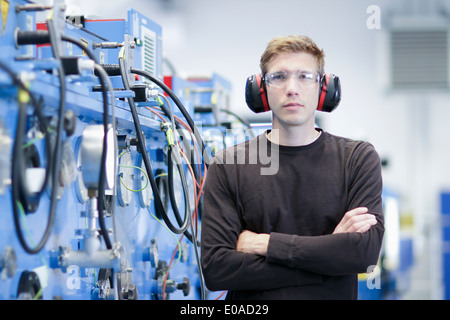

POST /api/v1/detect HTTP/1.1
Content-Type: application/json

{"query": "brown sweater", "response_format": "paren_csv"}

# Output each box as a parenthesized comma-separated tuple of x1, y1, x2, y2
(200, 129, 384, 299)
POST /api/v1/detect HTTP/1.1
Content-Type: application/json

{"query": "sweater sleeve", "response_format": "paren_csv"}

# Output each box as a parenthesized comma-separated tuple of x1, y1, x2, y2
(266, 142, 385, 276)
(200, 159, 322, 291)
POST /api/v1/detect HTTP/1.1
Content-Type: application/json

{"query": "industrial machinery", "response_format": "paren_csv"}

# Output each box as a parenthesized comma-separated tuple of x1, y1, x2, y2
(0, 0, 234, 300)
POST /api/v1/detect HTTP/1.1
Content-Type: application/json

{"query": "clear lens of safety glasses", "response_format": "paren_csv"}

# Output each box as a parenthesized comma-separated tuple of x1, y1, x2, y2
(265, 70, 320, 88)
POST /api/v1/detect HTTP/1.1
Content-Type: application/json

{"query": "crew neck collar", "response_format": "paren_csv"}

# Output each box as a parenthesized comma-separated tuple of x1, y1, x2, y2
(264, 128, 324, 151)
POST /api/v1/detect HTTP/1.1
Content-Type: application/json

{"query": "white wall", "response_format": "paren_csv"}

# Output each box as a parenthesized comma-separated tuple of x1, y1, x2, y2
(64, 0, 450, 299)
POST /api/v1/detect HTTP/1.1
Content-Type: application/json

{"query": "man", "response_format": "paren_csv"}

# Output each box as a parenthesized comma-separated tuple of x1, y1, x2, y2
(200, 35, 384, 299)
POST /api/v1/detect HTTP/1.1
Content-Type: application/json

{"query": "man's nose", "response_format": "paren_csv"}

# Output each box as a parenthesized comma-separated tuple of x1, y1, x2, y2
(285, 77, 300, 96)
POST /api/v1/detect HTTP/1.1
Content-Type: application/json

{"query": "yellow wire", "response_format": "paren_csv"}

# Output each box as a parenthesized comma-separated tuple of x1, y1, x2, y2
(118, 164, 149, 192)
(117, 150, 149, 192)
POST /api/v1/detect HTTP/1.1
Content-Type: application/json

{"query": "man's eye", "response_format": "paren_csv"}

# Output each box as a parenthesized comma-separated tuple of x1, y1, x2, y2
(272, 73, 287, 80)
(299, 73, 314, 80)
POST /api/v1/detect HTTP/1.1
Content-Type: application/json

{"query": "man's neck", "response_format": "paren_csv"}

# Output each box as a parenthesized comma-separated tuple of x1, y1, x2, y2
(267, 124, 320, 147)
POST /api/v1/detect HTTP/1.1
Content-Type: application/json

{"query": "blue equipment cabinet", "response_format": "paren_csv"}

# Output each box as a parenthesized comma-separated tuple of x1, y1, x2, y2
(0, 0, 222, 300)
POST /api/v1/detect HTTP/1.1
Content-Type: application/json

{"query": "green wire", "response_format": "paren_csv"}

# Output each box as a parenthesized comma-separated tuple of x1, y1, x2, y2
(117, 150, 149, 192)
(118, 164, 149, 192)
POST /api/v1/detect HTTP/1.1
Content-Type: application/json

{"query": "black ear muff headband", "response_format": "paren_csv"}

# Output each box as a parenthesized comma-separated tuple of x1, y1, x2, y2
(245, 73, 341, 113)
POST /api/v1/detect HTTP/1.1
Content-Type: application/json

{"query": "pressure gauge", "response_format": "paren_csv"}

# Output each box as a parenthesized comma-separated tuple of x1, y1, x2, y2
(74, 136, 89, 203)
(0, 119, 11, 195)
(80, 125, 116, 193)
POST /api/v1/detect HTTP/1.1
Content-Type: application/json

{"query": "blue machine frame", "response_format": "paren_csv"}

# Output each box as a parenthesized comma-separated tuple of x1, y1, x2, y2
(0, 0, 232, 300)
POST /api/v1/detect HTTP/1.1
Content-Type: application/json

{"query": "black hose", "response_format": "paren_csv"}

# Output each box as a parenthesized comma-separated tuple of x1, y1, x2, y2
(61, 35, 98, 62)
(128, 68, 205, 299)
(60, 34, 115, 249)
(0, 61, 53, 256)
(130, 68, 210, 167)
(93, 64, 114, 250)
(118, 58, 189, 235)
(10, 19, 66, 254)
(167, 147, 194, 242)
(156, 95, 200, 243)
(9, 25, 115, 252)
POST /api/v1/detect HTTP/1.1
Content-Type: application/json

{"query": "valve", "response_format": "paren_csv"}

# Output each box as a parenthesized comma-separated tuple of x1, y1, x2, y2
(152, 261, 191, 299)
(177, 277, 190, 297)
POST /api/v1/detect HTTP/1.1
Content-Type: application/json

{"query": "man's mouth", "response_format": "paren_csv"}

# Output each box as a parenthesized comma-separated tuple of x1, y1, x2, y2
(283, 102, 304, 109)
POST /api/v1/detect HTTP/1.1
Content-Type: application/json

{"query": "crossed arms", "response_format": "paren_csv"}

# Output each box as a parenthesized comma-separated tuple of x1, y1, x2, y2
(237, 207, 378, 256)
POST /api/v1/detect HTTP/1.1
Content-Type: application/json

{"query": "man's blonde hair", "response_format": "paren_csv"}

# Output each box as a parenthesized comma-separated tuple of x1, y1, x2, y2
(259, 35, 325, 76)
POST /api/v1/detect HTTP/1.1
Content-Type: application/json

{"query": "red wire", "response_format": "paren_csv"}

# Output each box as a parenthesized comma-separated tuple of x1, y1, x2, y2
(145, 105, 208, 300)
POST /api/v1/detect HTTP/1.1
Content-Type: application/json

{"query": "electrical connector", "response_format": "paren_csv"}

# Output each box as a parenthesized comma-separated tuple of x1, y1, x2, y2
(161, 122, 175, 147)
(92, 42, 124, 49)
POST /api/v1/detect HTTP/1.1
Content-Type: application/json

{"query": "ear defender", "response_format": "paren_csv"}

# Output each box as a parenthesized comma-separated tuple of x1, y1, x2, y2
(317, 73, 341, 113)
(245, 74, 270, 113)
(245, 73, 341, 113)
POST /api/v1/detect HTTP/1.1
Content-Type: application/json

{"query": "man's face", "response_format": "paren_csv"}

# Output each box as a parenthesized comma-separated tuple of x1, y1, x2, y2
(265, 51, 320, 130)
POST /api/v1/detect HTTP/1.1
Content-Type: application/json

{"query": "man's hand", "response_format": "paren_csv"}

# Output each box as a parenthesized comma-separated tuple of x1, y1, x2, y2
(333, 207, 377, 234)
(236, 230, 270, 256)
(236, 207, 376, 255)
